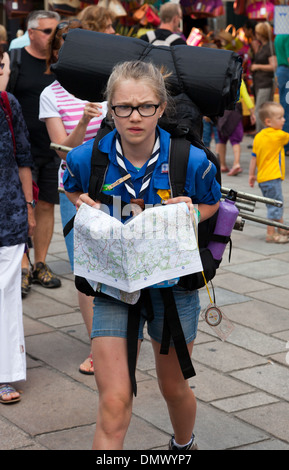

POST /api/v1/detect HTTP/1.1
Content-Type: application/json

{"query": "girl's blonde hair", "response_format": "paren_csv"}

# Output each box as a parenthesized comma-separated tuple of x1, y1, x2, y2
(255, 21, 272, 41)
(105, 60, 169, 108)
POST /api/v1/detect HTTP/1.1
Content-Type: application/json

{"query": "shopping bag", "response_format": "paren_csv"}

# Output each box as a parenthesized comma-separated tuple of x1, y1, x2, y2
(133, 4, 160, 26)
(184, 0, 224, 17)
(246, 1, 275, 21)
(186, 27, 204, 46)
(218, 24, 244, 52)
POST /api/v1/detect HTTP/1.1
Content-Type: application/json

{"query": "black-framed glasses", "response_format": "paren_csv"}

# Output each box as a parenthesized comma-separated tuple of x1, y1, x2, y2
(31, 27, 53, 35)
(0, 63, 5, 70)
(111, 104, 160, 118)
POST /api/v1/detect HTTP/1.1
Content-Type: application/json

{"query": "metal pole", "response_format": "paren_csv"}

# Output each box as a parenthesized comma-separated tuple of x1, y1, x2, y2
(50, 143, 73, 153)
(239, 212, 289, 231)
(222, 186, 283, 208)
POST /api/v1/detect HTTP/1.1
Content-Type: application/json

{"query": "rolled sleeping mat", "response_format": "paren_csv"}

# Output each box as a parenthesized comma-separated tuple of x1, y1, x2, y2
(51, 29, 242, 117)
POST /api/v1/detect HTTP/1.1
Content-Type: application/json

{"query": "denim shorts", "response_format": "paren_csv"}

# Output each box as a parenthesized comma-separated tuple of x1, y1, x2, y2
(91, 286, 200, 345)
(259, 179, 283, 220)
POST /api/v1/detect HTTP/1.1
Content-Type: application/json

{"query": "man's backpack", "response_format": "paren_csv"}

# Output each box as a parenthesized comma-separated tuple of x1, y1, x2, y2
(145, 30, 183, 46)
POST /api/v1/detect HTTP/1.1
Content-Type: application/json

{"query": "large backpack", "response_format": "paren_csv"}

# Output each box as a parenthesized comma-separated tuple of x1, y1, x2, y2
(64, 97, 225, 395)
(73, 96, 221, 296)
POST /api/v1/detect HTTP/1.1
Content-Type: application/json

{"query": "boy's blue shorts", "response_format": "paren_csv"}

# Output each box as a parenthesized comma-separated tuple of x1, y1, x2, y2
(259, 178, 284, 220)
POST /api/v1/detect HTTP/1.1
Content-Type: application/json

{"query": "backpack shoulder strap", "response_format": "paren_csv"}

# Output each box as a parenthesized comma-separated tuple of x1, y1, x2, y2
(88, 122, 116, 206)
(169, 137, 191, 197)
(9, 47, 22, 64)
(88, 120, 129, 211)
(88, 127, 110, 201)
(163, 33, 182, 46)
(146, 30, 157, 43)
(7, 48, 22, 94)
(63, 121, 112, 238)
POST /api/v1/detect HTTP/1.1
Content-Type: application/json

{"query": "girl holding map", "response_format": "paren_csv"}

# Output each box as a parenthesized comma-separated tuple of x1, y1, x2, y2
(63, 60, 221, 450)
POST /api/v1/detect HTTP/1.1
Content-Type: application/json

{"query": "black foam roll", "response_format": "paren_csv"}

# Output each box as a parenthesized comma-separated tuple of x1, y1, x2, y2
(52, 29, 242, 116)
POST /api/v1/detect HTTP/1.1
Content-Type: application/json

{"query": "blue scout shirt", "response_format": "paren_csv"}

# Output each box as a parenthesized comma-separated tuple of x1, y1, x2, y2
(63, 126, 221, 222)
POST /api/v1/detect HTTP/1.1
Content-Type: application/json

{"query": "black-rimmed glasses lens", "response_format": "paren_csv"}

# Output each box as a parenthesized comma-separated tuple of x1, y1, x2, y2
(0, 63, 5, 70)
(31, 28, 53, 35)
(111, 104, 160, 117)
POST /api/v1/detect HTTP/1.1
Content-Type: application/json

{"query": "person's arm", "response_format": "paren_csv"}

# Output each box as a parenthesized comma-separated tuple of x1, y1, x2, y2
(240, 80, 256, 125)
(45, 102, 103, 160)
(248, 156, 257, 187)
(251, 54, 277, 72)
(18, 166, 36, 236)
(198, 201, 219, 222)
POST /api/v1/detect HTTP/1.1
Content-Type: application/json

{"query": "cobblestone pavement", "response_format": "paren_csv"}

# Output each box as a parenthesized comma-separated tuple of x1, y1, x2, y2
(1, 135, 289, 450)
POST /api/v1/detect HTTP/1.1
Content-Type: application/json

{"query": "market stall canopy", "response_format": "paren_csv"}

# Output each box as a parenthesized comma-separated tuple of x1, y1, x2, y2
(51, 29, 242, 116)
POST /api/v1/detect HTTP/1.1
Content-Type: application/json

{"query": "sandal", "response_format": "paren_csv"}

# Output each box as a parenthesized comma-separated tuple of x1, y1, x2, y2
(79, 353, 94, 375)
(0, 384, 21, 404)
(266, 234, 288, 244)
(32, 262, 61, 288)
(227, 166, 243, 176)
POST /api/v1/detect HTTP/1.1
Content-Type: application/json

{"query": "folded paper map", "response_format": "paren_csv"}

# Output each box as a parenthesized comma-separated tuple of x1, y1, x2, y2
(74, 202, 203, 296)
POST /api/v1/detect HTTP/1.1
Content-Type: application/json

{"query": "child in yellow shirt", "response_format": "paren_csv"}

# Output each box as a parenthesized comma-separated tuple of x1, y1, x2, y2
(249, 101, 289, 243)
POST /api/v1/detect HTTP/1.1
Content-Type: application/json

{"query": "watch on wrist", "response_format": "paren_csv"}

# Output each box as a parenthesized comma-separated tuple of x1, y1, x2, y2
(26, 200, 36, 209)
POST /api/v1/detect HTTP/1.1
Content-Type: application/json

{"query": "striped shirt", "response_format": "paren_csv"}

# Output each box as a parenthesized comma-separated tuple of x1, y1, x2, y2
(39, 80, 107, 189)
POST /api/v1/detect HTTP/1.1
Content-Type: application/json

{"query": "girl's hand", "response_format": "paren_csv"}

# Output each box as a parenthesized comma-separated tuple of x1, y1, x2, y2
(75, 193, 101, 210)
(163, 196, 196, 221)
